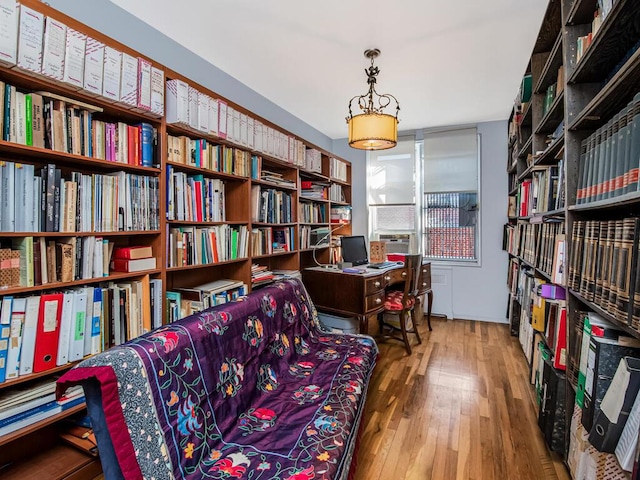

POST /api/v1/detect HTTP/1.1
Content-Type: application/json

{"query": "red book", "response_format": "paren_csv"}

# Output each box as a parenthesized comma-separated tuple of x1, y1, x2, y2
(553, 307, 567, 371)
(301, 181, 313, 189)
(33, 293, 64, 373)
(111, 257, 157, 273)
(194, 181, 203, 222)
(127, 125, 140, 165)
(113, 246, 153, 260)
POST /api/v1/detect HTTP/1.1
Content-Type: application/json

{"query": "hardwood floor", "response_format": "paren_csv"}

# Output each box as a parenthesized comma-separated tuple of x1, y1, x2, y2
(354, 317, 571, 480)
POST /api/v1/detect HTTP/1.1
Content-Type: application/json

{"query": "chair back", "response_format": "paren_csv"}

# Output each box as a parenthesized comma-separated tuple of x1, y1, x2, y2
(401, 254, 422, 309)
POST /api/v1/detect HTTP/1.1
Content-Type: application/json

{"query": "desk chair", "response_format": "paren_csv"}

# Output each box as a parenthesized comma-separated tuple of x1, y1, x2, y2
(378, 254, 422, 355)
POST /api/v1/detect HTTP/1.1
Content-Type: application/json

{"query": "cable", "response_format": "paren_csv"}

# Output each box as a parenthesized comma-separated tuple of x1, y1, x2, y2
(312, 225, 346, 268)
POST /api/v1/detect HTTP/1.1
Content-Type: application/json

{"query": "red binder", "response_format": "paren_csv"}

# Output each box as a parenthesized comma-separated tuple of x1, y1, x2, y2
(33, 292, 64, 373)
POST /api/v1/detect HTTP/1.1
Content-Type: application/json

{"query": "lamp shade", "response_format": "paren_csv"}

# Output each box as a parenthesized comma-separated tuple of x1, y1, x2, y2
(348, 113, 398, 150)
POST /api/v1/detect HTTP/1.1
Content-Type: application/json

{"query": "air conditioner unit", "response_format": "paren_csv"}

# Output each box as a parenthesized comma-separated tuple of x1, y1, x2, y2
(376, 233, 414, 254)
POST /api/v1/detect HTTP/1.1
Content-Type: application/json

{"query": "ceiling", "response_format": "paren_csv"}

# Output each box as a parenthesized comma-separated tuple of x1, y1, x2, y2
(109, 0, 548, 140)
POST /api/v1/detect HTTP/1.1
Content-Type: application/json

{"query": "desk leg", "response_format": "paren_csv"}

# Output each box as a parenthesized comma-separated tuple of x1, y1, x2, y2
(426, 290, 433, 331)
(358, 315, 368, 335)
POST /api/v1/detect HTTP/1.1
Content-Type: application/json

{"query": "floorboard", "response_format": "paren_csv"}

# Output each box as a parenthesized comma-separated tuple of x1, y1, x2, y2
(354, 318, 571, 480)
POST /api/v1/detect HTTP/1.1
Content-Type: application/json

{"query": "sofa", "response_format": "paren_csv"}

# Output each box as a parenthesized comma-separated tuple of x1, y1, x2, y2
(56, 278, 378, 480)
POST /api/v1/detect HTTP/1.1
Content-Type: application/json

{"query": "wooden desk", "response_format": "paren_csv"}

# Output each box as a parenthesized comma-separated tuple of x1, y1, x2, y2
(303, 262, 432, 334)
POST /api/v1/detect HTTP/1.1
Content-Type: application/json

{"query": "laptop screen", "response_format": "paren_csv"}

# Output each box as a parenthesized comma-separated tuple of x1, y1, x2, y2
(341, 236, 369, 266)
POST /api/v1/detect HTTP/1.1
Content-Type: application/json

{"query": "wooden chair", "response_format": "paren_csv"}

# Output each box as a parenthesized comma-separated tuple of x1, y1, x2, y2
(378, 254, 423, 355)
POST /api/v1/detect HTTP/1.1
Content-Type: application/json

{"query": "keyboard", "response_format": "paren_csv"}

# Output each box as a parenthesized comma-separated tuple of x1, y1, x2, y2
(368, 261, 398, 269)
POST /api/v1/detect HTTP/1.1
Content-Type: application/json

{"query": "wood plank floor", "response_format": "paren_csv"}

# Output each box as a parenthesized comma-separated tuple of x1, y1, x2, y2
(354, 317, 571, 480)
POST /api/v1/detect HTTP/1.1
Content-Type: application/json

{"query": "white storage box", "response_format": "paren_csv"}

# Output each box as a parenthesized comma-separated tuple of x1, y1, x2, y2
(318, 313, 358, 334)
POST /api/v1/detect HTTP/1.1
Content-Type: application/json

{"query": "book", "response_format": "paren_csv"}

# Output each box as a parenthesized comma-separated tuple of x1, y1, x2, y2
(18, 295, 40, 375)
(150, 66, 164, 116)
(0, 0, 18, 67)
(110, 256, 156, 273)
(16, 5, 43, 73)
(136, 57, 151, 111)
(62, 28, 86, 88)
(83, 37, 104, 95)
(33, 292, 63, 373)
(113, 245, 153, 260)
(102, 46, 121, 101)
(41, 16, 66, 81)
(119, 52, 138, 107)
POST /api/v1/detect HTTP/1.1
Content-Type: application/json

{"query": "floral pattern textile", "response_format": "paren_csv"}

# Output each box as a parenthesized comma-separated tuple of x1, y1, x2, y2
(57, 278, 378, 480)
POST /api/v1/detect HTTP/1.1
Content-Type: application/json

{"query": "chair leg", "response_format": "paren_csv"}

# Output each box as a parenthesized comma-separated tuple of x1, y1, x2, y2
(426, 290, 433, 331)
(400, 310, 412, 355)
(411, 308, 422, 345)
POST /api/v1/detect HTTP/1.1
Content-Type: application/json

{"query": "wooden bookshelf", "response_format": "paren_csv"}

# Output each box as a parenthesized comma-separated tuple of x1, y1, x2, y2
(505, 0, 640, 474)
(0, 0, 353, 475)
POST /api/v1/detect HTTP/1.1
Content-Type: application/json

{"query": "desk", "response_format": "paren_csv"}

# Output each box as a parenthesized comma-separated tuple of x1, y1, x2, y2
(302, 262, 432, 334)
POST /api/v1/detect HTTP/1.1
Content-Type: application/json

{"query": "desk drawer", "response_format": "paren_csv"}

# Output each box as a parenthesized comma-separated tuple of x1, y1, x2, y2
(419, 263, 431, 291)
(364, 275, 387, 295)
(365, 291, 386, 312)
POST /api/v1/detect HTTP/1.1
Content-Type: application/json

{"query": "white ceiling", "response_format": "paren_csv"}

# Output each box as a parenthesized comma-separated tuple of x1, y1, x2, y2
(109, 0, 548, 140)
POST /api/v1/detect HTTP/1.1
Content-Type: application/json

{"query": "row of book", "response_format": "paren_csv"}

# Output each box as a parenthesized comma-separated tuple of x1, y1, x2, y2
(0, 161, 159, 233)
(300, 180, 328, 200)
(504, 221, 565, 281)
(299, 226, 331, 250)
(251, 263, 274, 287)
(576, 92, 640, 204)
(166, 79, 306, 166)
(165, 279, 248, 322)
(299, 202, 327, 224)
(568, 218, 640, 329)
(250, 186, 294, 224)
(329, 184, 346, 203)
(165, 168, 225, 223)
(0, 82, 157, 166)
(0, 236, 118, 289)
(167, 224, 249, 268)
(0, 377, 84, 437)
(166, 134, 252, 176)
(330, 157, 348, 182)
(0, 3, 164, 115)
(250, 227, 294, 256)
(0, 277, 162, 383)
(260, 169, 296, 188)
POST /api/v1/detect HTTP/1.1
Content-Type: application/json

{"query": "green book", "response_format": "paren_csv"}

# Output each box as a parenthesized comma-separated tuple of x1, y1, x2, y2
(11, 236, 34, 287)
(24, 93, 32, 146)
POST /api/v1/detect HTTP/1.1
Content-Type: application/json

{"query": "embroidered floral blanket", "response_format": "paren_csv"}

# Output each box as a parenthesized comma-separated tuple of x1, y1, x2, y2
(57, 278, 378, 480)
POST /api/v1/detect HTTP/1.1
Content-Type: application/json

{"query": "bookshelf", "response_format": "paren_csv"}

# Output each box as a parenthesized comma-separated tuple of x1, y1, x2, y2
(505, 0, 640, 475)
(0, 0, 353, 477)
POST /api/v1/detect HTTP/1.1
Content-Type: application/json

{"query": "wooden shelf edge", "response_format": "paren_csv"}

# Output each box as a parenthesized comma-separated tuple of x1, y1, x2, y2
(569, 190, 640, 211)
(166, 258, 249, 272)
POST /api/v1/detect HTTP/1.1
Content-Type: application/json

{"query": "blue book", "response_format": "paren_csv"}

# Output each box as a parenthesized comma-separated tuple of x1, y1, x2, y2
(0, 296, 14, 383)
(3, 83, 10, 141)
(137, 123, 154, 167)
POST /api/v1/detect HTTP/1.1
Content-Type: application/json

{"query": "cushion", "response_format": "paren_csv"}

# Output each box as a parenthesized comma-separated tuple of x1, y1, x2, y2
(383, 290, 414, 311)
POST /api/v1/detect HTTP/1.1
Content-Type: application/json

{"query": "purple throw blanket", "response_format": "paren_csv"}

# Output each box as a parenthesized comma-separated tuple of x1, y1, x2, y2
(57, 278, 378, 480)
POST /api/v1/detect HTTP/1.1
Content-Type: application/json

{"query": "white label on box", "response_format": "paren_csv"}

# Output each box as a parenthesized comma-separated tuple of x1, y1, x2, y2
(218, 100, 227, 138)
(120, 52, 138, 106)
(150, 66, 164, 115)
(208, 97, 218, 136)
(197, 92, 209, 132)
(137, 57, 151, 110)
(83, 37, 104, 94)
(0, 0, 17, 65)
(63, 28, 86, 87)
(43, 299, 58, 332)
(17, 5, 43, 72)
(102, 46, 121, 100)
(41, 16, 65, 80)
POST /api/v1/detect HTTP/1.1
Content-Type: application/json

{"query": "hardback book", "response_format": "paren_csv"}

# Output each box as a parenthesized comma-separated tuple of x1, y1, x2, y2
(32, 292, 63, 373)
(113, 245, 153, 260)
(0, 0, 18, 67)
(5, 296, 25, 380)
(150, 66, 164, 116)
(18, 295, 40, 375)
(41, 16, 66, 81)
(208, 96, 219, 136)
(187, 85, 198, 130)
(218, 100, 228, 139)
(111, 256, 156, 273)
(83, 37, 104, 95)
(119, 52, 138, 107)
(197, 92, 209, 133)
(165, 79, 188, 125)
(16, 5, 43, 73)
(62, 28, 86, 88)
(136, 57, 151, 111)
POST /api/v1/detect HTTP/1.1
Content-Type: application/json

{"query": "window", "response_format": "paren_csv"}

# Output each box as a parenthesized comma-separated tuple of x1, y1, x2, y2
(422, 128, 479, 261)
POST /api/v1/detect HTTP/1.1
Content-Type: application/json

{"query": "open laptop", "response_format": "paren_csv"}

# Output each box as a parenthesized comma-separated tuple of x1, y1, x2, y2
(340, 235, 397, 269)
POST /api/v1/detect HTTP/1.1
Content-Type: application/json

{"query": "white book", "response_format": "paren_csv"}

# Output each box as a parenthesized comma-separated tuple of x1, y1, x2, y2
(82, 286, 93, 356)
(102, 46, 121, 101)
(240, 113, 248, 147)
(18, 295, 40, 375)
(68, 289, 86, 361)
(208, 97, 219, 136)
(255, 121, 263, 152)
(0, 0, 17, 67)
(55, 292, 74, 366)
(218, 100, 228, 139)
(81, 236, 95, 280)
(150, 66, 164, 116)
(119, 52, 138, 106)
(110, 285, 121, 345)
(62, 28, 86, 88)
(14, 90, 24, 144)
(32, 175, 41, 232)
(1, 160, 15, 231)
(197, 92, 209, 132)
(41, 16, 66, 81)
(187, 85, 198, 129)
(5, 297, 25, 379)
(229, 107, 238, 143)
(247, 117, 254, 149)
(137, 57, 151, 110)
(150, 278, 162, 330)
(93, 236, 103, 278)
(13, 162, 25, 231)
(38, 237, 47, 284)
(83, 37, 104, 95)
(261, 123, 268, 153)
(16, 5, 43, 73)
(165, 79, 188, 124)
